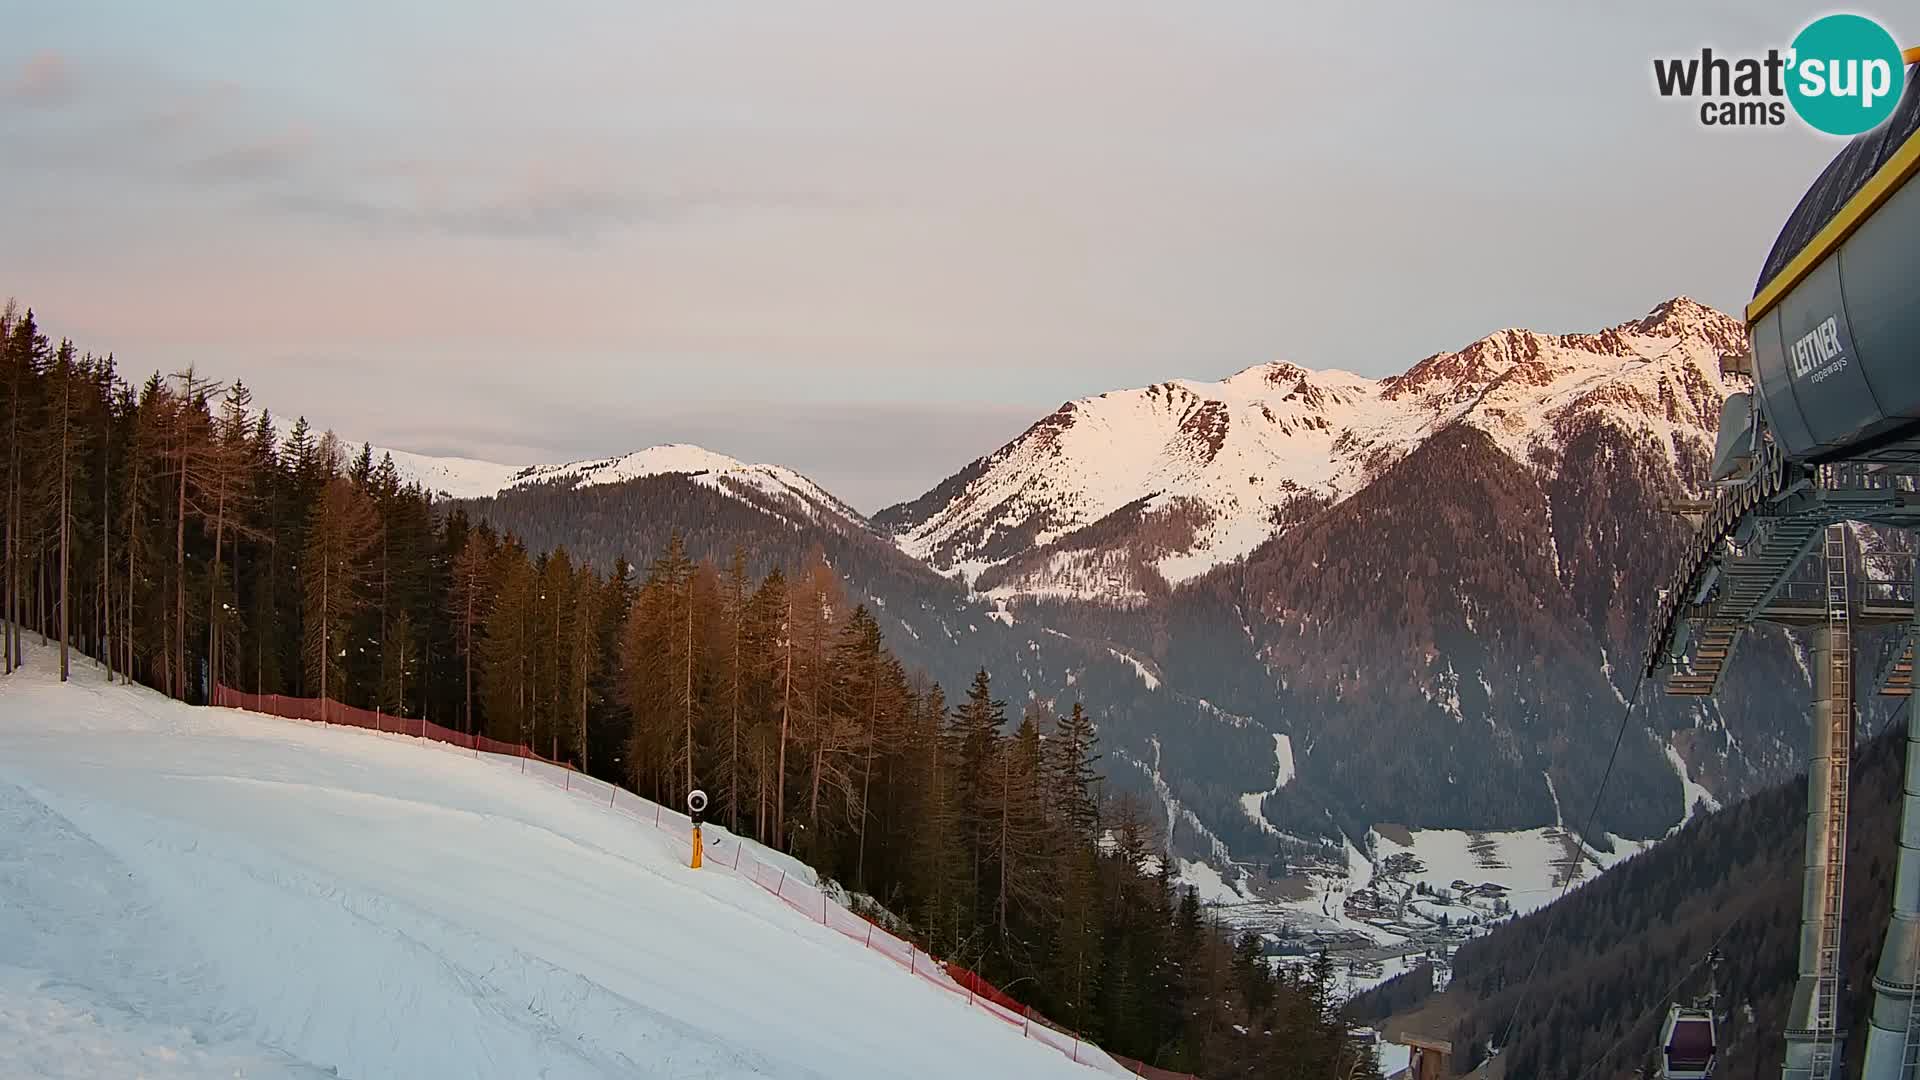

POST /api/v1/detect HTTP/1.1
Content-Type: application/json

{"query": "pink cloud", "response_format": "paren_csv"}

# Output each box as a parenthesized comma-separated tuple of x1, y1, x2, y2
(10, 51, 72, 104)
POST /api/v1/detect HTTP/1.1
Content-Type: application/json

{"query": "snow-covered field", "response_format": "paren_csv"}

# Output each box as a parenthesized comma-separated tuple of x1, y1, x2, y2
(1175, 816, 1655, 1000)
(0, 652, 1115, 1079)
(1369, 825, 1651, 919)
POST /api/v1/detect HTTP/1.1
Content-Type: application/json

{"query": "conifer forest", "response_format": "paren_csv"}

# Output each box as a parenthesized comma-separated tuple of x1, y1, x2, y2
(0, 302, 1377, 1079)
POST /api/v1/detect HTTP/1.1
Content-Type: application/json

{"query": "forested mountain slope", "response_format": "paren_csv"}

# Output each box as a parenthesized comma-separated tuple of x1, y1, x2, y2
(181, 295, 1835, 881)
(1352, 712, 1911, 1079)
(460, 470, 1288, 864)
(929, 298, 1819, 848)
(454, 298, 1825, 870)
(0, 303, 1373, 1078)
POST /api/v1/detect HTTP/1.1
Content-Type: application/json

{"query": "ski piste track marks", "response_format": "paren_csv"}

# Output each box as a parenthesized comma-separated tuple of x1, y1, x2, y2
(212, 682, 1188, 1078)
(0, 654, 1161, 1079)
(31, 780, 779, 1078)
(0, 778, 335, 1078)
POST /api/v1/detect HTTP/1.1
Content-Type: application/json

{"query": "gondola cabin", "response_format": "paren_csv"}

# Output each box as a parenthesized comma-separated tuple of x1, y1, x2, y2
(1660, 1006, 1717, 1080)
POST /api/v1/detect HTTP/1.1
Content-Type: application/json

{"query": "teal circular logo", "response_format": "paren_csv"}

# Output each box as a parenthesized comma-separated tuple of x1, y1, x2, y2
(1787, 14, 1906, 135)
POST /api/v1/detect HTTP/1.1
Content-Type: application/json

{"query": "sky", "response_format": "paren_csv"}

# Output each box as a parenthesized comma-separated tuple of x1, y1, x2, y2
(0, 2, 1894, 510)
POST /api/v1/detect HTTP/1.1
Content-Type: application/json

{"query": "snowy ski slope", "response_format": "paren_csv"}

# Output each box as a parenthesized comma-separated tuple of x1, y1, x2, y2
(0, 653, 1118, 1079)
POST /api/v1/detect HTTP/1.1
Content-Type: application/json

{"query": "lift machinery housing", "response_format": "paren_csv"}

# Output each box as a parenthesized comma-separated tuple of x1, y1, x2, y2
(1647, 61, 1920, 1080)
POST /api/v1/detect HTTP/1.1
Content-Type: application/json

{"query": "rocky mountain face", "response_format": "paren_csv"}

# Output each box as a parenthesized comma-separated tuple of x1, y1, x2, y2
(876, 297, 1748, 601)
(874, 297, 1834, 851)
(389, 297, 1835, 879)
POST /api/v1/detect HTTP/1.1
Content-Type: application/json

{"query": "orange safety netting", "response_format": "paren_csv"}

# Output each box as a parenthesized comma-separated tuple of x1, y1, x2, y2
(210, 685, 1196, 1079)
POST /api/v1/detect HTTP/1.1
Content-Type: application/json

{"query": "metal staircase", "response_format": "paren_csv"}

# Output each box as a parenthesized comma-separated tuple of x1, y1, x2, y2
(1666, 618, 1746, 696)
(1811, 524, 1854, 1080)
(1716, 515, 1830, 615)
(1879, 554, 1920, 700)
(1645, 440, 1789, 680)
(1659, 508, 1823, 697)
(1878, 635, 1916, 697)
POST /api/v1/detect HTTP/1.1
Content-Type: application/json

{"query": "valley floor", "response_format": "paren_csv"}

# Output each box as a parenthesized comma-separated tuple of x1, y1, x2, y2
(1180, 815, 1654, 1001)
(0, 650, 1113, 1079)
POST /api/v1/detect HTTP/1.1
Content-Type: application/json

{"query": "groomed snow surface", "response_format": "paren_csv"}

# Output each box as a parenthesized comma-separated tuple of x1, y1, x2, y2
(0, 652, 1121, 1079)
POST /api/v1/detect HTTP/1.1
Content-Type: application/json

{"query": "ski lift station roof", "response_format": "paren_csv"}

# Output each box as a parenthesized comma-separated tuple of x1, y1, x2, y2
(1748, 60, 1920, 463)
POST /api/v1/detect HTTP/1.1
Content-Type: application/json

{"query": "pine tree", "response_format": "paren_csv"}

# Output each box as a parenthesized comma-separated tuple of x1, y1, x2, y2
(381, 607, 417, 716)
(48, 339, 80, 679)
(833, 604, 895, 887)
(569, 562, 598, 770)
(204, 380, 261, 695)
(1048, 842, 1104, 1033)
(983, 713, 1054, 951)
(718, 548, 749, 832)
(480, 540, 534, 743)
(165, 367, 220, 701)
(120, 373, 169, 687)
(775, 576, 795, 848)
(0, 301, 13, 673)
(622, 533, 695, 800)
(449, 528, 492, 734)
(301, 473, 378, 709)
(1051, 701, 1102, 842)
(538, 547, 578, 761)
(745, 567, 789, 843)
(96, 360, 128, 682)
(265, 416, 319, 694)
(952, 667, 1005, 932)
(794, 558, 851, 863)
(586, 556, 633, 782)
(3, 308, 50, 672)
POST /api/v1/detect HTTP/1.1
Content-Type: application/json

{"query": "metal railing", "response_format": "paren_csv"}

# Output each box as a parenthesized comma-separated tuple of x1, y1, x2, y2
(1645, 439, 1789, 674)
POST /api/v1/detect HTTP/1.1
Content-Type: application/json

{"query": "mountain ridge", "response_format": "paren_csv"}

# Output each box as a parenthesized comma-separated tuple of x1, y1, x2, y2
(365, 293, 1737, 597)
(333, 296, 1801, 883)
(874, 295, 1745, 604)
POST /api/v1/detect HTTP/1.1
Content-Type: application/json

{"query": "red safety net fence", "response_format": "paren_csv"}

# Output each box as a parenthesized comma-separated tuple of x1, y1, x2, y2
(211, 685, 1196, 1079)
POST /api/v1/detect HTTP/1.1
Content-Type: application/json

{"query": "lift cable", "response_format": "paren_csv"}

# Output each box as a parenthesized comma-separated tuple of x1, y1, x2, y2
(1479, 666, 1651, 1074)
(1530, 689, 1912, 1080)
(1570, 928, 1738, 1080)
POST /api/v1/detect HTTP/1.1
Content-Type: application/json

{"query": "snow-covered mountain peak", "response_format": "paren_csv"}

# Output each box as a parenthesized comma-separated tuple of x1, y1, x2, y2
(504, 443, 753, 489)
(375, 449, 528, 501)
(500, 444, 867, 530)
(882, 297, 1747, 601)
(268, 422, 865, 532)
(1383, 298, 1742, 408)
(1219, 360, 1313, 390)
(1633, 293, 1733, 334)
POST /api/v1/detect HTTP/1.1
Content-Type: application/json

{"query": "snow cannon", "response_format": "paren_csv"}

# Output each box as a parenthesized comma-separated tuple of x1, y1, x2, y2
(687, 789, 708, 869)
(1732, 63, 1920, 470)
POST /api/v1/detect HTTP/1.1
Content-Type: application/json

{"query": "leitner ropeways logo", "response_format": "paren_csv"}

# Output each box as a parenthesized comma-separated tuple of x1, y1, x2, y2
(1790, 315, 1850, 384)
(1654, 13, 1907, 135)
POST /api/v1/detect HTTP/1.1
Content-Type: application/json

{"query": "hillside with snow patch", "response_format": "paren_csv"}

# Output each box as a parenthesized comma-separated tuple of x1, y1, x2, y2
(315, 432, 866, 535)
(496, 445, 868, 530)
(274, 297, 1790, 932)
(0, 653, 1124, 1080)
